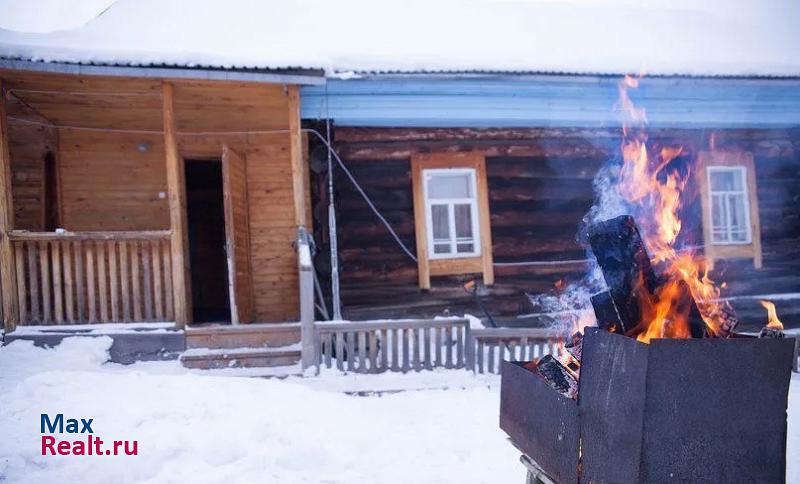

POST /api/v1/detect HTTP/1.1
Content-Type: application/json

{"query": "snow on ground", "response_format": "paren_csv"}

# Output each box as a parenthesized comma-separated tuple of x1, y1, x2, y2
(0, 337, 798, 484)
(0, 338, 517, 484)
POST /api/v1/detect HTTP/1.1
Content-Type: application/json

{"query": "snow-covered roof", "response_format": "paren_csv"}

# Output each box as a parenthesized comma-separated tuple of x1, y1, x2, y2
(0, 0, 798, 78)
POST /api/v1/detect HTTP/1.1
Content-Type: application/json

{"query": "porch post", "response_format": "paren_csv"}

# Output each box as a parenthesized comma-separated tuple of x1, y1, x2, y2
(0, 83, 18, 332)
(162, 82, 191, 328)
(297, 228, 316, 370)
(287, 85, 308, 229)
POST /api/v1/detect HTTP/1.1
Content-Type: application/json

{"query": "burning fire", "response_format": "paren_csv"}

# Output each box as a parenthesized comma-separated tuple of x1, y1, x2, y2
(760, 300, 784, 331)
(615, 75, 734, 343)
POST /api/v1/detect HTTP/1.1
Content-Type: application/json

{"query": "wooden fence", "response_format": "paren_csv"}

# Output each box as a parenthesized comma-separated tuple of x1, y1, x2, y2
(314, 321, 800, 374)
(315, 319, 471, 373)
(313, 320, 565, 374)
(468, 328, 563, 374)
(8, 230, 174, 324)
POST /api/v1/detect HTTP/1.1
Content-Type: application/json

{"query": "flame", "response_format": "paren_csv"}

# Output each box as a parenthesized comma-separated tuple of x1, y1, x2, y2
(615, 76, 733, 342)
(760, 300, 784, 330)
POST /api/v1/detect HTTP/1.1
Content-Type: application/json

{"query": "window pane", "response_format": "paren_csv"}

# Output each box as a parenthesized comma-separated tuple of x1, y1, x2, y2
(456, 243, 474, 253)
(434, 243, 451, 254)
(431, 204, 449, 241)
(711, 194, 725, 230)
(710, 169, 744, 191)
(454, 204, 473, 238)
(728, 193, 748, 233)
(730, 230, 748, 243)
(427, 173, 472, 199)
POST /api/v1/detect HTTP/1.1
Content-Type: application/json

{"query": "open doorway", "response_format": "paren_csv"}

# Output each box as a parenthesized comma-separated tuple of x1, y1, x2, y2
(185, 159, 231, 323)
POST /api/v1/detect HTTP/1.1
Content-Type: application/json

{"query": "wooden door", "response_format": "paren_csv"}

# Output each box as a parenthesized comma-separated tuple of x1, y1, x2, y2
(222, 145, 254, 323)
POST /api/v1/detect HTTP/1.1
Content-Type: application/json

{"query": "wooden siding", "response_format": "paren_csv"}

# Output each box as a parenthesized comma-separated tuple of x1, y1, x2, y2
(8, 122, 53, 230)
(311, 126, 800, 329)
(58, 130, 170, 230)
(174, 83, 299, 322)
(2, 70, 307, 324)
(5, 95, 57, 230)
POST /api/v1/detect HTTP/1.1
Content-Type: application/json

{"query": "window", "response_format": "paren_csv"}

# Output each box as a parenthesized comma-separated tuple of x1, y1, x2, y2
(424, 169, 480, 258)
(697, 151, 762, 269)
(411, 152, 494, 289)
(708, 166, 751, 244)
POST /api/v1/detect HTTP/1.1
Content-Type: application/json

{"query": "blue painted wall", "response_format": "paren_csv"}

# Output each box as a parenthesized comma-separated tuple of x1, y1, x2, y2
(301, 76, 800, 128)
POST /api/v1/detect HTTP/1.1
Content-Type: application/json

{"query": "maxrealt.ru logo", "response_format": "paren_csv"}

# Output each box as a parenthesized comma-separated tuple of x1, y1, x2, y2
(40, 414, 138, 456)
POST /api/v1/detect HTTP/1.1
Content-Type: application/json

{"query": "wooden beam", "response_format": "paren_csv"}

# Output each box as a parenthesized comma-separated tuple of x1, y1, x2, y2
(0, 83, 18, 331)
(410, 157, 431, 289)
(475, 154, 494, 285)
(162, 82, 191, 327)
(287, 85, 308, 228)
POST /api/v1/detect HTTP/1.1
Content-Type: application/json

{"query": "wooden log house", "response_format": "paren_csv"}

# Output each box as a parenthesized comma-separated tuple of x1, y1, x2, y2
(0, 62, 323, 340)
(302, 77, 800, 330)
(0, 1, 798, 369)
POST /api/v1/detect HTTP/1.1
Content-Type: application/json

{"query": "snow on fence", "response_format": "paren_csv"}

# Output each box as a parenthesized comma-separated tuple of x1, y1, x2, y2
(314, 319, 471, 373)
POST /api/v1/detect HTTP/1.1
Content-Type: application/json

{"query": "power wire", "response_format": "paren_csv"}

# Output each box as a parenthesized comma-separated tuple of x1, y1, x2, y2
(6, 116, 584, 268)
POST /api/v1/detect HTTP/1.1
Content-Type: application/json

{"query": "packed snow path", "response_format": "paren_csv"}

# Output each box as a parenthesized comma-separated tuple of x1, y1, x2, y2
(0, 337, 797, 484)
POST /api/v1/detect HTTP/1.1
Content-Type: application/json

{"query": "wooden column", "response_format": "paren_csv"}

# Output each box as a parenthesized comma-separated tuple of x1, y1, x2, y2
(162, 82, 191, 327)
(287, 85, 309, 228)
(0, 83, 18, 331)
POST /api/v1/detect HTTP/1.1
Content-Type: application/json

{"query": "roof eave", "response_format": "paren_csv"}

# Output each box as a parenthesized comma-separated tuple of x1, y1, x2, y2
(0, 58, 326, 85)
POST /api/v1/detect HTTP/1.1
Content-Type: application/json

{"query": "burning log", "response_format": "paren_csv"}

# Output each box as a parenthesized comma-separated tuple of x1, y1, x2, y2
(589, 215, 708, 340)
(528, 354, 579, 400)
(565, 331, 583, 363)
(758, 300, 785, 339)
(590, 291, 621, 333)
(587, 215, 658, 334)
(702, 302, 739, 338)
(674, 280, 708, 339)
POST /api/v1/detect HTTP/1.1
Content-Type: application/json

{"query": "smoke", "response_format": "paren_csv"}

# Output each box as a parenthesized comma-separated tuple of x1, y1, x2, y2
(527, 154, 638, 333)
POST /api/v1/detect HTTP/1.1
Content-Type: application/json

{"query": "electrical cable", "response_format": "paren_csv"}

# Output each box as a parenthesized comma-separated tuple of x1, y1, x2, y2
(6, 116, 583, 269)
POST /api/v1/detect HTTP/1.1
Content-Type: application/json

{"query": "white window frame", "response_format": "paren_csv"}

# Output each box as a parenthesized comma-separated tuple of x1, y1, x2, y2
(422, 168, 481, 260)
(707, 165, 753, 245)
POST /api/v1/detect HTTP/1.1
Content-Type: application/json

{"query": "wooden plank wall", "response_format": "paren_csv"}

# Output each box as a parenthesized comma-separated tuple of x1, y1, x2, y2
(311, 127, 800, 327)
(58, 130, 169, 230)
(174, 82, 300, 323)
(3, 72, 305, 324)
(6, 103, 56, 230)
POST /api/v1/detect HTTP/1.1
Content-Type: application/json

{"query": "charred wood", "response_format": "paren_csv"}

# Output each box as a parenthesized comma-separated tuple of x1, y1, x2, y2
(565, 331, 584, 363)
(759, 326, 785, 339)
(591, 291, 622, 333)
(588, 216, 659, 334)
(526, 354, 579, 400)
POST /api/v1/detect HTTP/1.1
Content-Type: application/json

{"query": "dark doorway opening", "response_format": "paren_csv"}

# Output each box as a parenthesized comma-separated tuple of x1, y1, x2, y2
(185, 159, 231, 323)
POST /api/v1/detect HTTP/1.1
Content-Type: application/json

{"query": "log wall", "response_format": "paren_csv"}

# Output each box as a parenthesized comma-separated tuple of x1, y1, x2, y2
(311, 127, 800, 326)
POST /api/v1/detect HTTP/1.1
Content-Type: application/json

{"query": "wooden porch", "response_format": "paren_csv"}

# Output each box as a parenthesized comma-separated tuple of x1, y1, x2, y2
(0, 68, 311, 334)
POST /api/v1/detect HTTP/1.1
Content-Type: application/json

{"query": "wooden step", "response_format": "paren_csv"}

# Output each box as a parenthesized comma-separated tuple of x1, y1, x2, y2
(180, 344, 301, 370)
(185, 322, 300, 350)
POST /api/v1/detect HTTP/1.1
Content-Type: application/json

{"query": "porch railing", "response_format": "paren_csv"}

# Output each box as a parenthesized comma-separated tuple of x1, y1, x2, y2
(8, 230, 174, 324)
